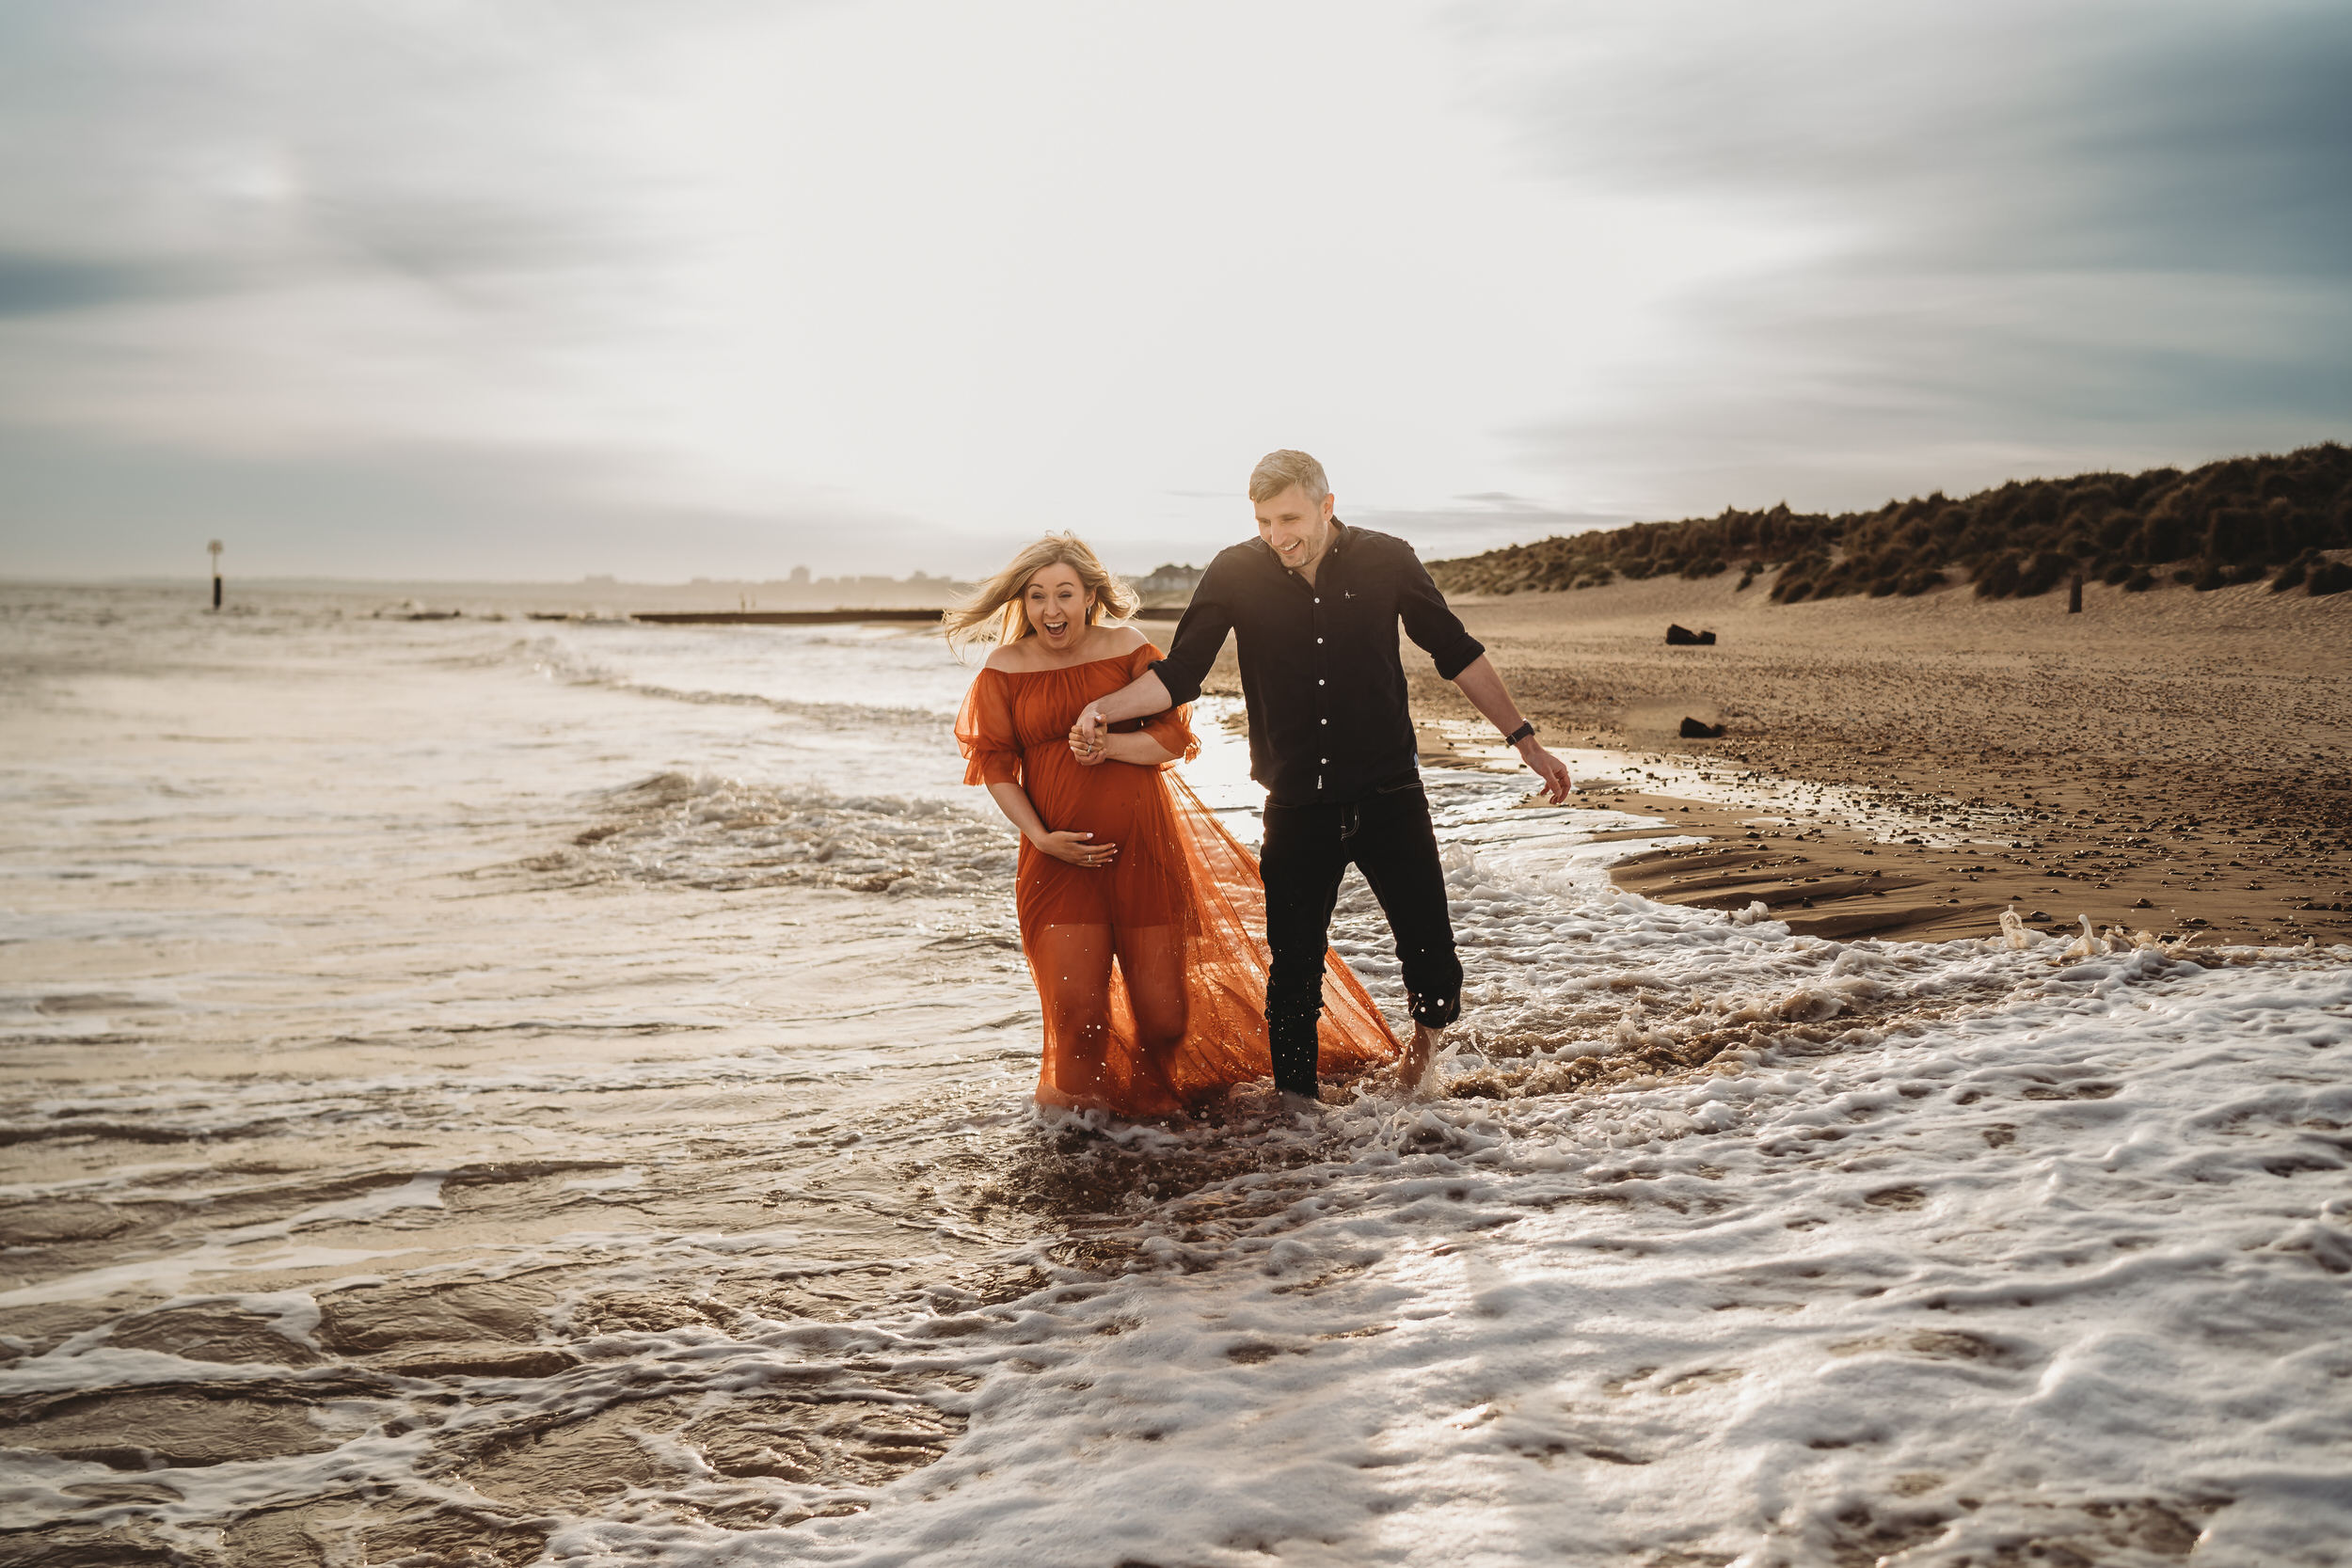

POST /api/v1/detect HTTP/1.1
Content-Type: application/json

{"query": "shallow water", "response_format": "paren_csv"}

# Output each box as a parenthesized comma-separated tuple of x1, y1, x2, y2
(3, 585, 2348, 1567)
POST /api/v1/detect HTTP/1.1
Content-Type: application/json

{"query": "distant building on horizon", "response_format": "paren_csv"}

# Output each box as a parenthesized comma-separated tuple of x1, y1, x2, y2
(1133, 562, 1202, 594)
(676, 568, 970, 606)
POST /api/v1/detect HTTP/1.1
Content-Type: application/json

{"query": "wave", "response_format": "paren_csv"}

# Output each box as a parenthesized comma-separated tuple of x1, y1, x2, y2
(518, 638, 951, 729)
(502, 771, 1017, 897)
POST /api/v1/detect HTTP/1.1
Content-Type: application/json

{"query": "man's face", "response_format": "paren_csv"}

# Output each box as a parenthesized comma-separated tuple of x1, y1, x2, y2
(1254, 484, 1337, 572)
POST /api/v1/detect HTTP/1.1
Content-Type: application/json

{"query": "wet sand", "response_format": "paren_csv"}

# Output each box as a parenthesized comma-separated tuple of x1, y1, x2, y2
(1394, 567, 2352, 948)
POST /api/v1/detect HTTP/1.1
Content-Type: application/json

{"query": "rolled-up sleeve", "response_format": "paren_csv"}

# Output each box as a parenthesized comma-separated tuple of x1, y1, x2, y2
(1395, 546, 1485, 680)
(1126, 643, 1200, 765)
(1145, 555, 1237, 707)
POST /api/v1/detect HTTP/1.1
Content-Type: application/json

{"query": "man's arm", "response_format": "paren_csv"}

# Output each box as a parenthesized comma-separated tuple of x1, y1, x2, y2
(1386, 542, 1573, 803)
(1073, 669, 1169, 740)
(1451, 654, 1573, 804)
(1393, 544, 1487, 685)
(1075, 560, 1236, 739)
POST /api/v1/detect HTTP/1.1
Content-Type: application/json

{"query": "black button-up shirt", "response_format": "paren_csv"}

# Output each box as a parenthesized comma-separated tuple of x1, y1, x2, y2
(1149, 521, 1486, 805)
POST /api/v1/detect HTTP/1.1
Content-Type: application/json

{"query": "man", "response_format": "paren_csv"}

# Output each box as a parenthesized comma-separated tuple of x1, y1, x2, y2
(1074, 450, 1573, 1107)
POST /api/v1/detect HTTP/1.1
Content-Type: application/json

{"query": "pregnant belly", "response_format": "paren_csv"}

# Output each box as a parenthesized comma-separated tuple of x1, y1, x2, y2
(1031, 763, 1158, 843)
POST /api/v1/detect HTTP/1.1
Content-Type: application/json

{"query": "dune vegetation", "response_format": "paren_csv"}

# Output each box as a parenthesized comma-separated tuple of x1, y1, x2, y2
(1425, 442, 2352, 602)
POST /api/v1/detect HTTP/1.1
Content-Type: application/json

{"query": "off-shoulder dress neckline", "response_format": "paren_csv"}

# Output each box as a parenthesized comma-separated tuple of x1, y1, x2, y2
(981, 647, 1149, 677)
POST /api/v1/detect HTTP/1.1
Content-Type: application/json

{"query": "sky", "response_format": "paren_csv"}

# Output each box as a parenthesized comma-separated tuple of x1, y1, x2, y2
(2, 0, 2347, 582)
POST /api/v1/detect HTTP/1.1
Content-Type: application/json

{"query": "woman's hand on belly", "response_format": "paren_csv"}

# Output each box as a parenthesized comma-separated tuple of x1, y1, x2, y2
(1035, 829, 1118, 868)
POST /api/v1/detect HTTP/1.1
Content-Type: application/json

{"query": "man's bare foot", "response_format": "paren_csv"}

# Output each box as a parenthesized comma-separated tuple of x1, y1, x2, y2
(1394, 1024, 1439, 1094)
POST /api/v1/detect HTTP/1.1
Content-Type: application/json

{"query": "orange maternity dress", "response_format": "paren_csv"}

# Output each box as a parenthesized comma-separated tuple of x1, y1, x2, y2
(958, 641, 1397, 1116)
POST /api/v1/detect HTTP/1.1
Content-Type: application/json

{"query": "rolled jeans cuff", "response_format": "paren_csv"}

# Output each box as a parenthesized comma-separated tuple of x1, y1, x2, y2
(1407, 990, 1460, 1030)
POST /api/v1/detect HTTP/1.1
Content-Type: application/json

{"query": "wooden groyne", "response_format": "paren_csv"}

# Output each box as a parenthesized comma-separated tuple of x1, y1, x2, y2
(631, 606, 1188, 626)
(632, 609, 943, 625)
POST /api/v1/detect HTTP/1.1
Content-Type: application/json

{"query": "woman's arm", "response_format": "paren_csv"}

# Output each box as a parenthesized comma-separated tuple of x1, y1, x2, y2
(1070, 728, 1179, 768)
(1104, 730, 1179, 766)
(984, 781, 1117, 867)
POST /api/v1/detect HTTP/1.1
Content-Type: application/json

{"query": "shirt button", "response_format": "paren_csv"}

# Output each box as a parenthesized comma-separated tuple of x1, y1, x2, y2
(1316, 637, 1324, 644)
(1320, 718, 1327, 724)
(1321, 757, 1328, 764)
(1313, 597, 1320, 604)
(1318, 678, 1325, 685)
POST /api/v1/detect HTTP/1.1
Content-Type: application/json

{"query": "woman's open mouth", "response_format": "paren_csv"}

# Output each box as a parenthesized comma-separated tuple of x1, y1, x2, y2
(1041, 617, 1070, 638)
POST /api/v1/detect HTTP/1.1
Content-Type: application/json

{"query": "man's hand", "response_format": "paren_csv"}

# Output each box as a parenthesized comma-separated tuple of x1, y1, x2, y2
(1068, 724, 1108, 767)
(1073, 701, 1107, 744)
(1448, 656, 1572, 804)
(1518, 740, 1574, 804)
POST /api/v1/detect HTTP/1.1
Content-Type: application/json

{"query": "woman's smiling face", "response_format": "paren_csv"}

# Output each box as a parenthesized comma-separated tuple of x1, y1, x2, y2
(1022, 562, 1093, 650)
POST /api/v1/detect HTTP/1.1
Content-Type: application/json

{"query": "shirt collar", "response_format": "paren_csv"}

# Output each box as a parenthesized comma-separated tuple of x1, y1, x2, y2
(1298, 517, 1343, 578)
(1248, 517, 1345, 576)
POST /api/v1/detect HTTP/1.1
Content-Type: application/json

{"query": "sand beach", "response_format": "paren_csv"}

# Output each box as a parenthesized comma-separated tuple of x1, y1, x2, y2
(1396, 568, 2352, 950)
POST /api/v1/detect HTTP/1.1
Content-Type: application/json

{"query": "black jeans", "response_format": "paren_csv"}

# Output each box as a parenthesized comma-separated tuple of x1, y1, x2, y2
(1260, 777, 1462, 1096)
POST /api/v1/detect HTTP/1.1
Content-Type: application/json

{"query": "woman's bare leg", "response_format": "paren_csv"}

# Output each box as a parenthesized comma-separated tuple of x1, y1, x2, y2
(1030, 924, 1115, 1108)
(1114, 925, 1189, 1092)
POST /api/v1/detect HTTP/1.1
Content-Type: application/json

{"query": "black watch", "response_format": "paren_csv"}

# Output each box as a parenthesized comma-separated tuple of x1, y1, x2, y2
(1502, 721, 1536, 746)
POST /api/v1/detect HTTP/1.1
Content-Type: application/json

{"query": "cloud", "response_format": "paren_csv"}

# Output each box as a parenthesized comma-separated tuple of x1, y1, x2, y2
(1347, 499, 1630, 562)
(2, 1, 2345, 577)
(0, 425, 929, 581)
(1462, 0, 2352, 517)
(0, 254, 239, 318)
(1449, 492, 1565, 513)
(1475, 1, 2352, 270)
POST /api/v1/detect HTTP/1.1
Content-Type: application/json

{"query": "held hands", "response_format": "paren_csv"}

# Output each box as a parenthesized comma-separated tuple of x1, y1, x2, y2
(1036, 829, 1117, 868)
(1068, 723, 1108, 767)
(1072, 701, 1107, 746)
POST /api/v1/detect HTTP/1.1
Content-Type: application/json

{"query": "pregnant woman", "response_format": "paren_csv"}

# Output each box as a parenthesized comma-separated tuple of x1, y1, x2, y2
(947, 534, 1395, 1117)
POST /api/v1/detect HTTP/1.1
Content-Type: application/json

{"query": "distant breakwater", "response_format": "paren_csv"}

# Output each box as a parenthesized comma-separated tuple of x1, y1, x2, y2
(633, 607, 1186, 626)
(634, 609, 943, 625)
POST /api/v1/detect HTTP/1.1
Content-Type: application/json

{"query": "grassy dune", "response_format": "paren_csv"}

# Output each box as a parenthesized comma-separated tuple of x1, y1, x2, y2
(1428, 442, 2352, 603)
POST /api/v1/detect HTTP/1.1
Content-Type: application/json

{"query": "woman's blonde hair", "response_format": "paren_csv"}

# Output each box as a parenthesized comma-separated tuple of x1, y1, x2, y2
(942, 532, 1139, 656)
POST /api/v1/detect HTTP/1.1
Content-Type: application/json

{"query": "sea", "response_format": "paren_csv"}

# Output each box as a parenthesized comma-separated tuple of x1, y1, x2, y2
(3, 582, 2349, 1567)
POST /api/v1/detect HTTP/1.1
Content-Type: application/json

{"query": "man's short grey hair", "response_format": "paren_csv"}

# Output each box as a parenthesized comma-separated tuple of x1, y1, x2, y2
(1248, 450, 1329, 505)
